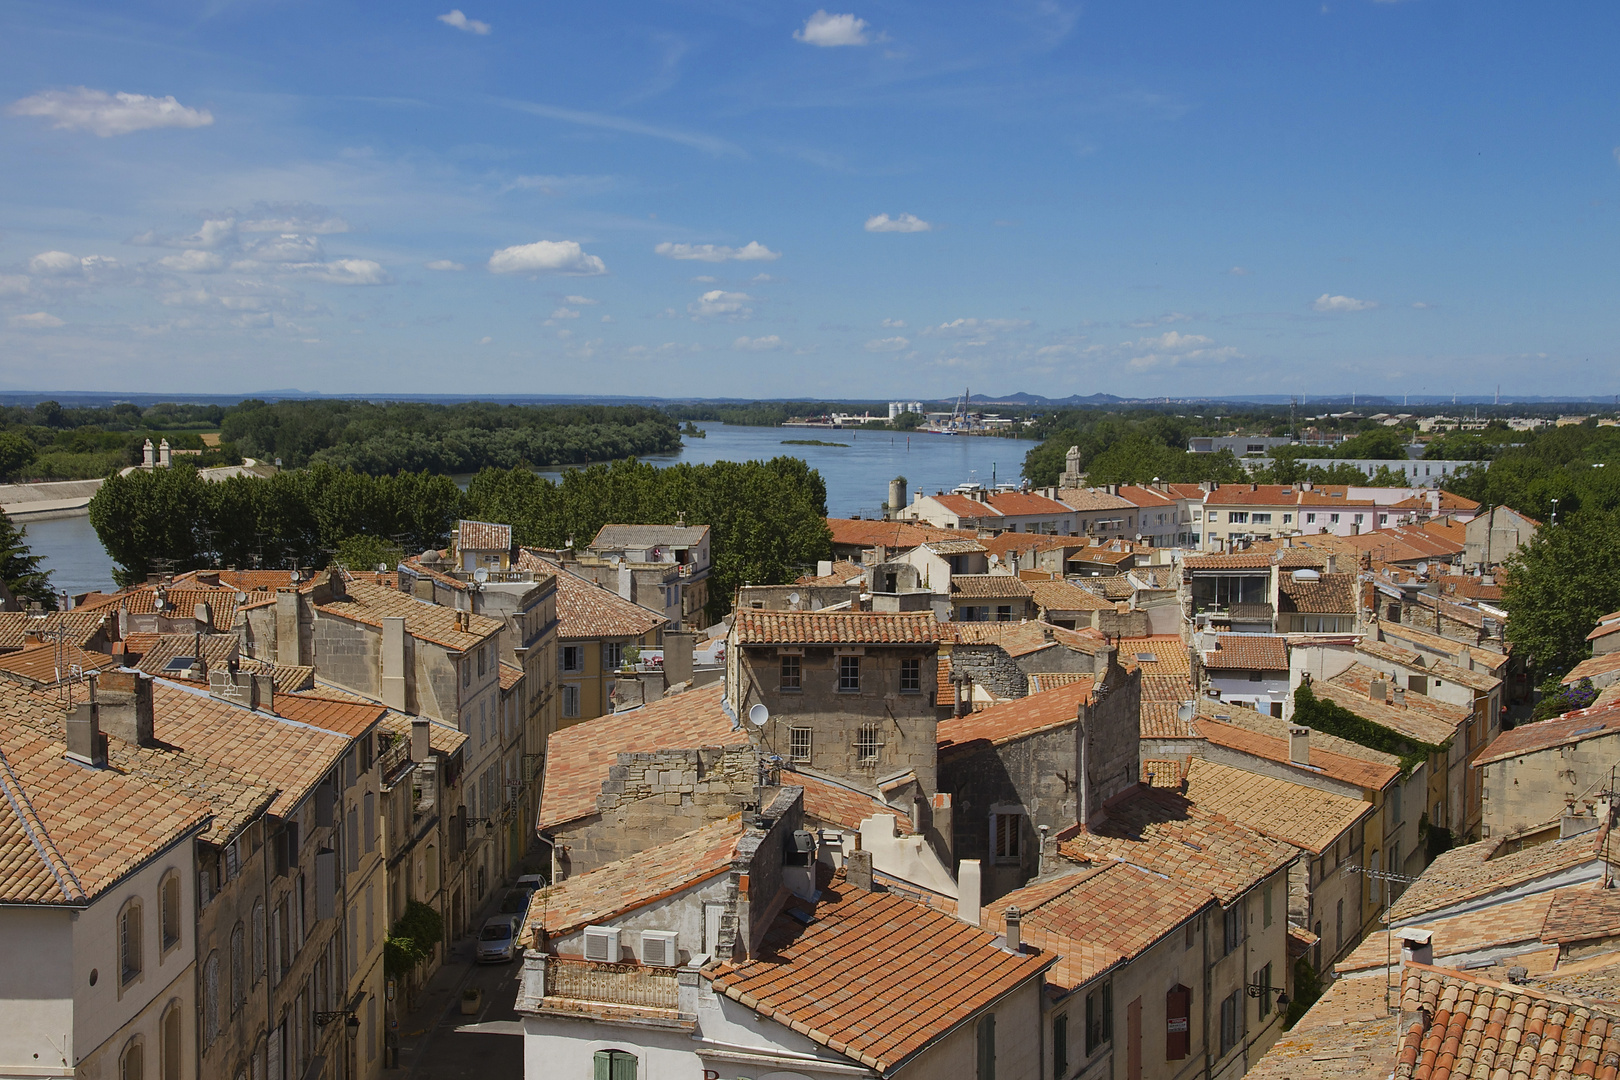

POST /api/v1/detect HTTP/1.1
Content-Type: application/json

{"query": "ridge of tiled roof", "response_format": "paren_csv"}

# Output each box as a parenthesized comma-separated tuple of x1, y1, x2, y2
(732, 610, 940, 645)
(524, 816, 743, 943)
(1055, 487, 1136, 512)
(538, 683, 739, 828)
(977, 532, 1077, 560)
(795, 559, 866, 586)
(1387, 827, 1614, 924)
(707, 867, 1054, 1074)
(554, 568, 666, 641)
(1119, 635, 1192, 675)
(1183, 552, 1273, 570)
(1563, 651, 1620, 686)
(1278, 572, 1357, 615)
(1202, 633, 1288, 671)
(1193, 716, 1400, 792)
(1204, 485, 1299, 506)
(991, 861, 1214, 991)
(937, 679, 1096, 751)
(825, 518, 973, 550)
(1182, 758, 1370, 855)
(789, 769, 914, 835)
(1057, 786, 1297, 904)
(1540, 885, 1620, 945)
(922, 538, 989, 555)
(590, 523, 711, 550)
(1474, 703, 1620, 766)
(456, 519, 512, 550)
(942, 621, 1053, 657)
(108, 734, 277, 847)
(925, 493, 1004, 519)
(1317, 667, 1468, 746)
(984, 491, 1073, 516)
(1028, 579, 1113, 612)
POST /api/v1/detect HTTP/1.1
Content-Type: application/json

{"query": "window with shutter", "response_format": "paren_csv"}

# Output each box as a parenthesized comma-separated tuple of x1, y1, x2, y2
(592, 1050, 637, 1080)
(1165, 985, 1191, 1061)
(160, 872, 181, 951)
(203, 951, 221, 1046)
(252, 900, 266, 983)
(1085, 981, 1112, 1055)
(230, 923, 245, 1012)
(1052, 1013, 1068, 1076)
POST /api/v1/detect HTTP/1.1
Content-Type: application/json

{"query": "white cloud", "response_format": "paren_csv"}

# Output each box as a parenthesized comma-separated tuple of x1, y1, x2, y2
(133, 217, 238, 250)
(243, 234, 324, 263)
(0, 275, 30, 296)
(691, 275, 718, 284)
(479, 336, 493, 345)
(1123, 330, 1236, 370)
(865, 336, 910, 352)
(689, 290, 753, 318)
(733, 335, 783, 351)
(239, 209, 349, 234)
(1411, 301, 1434, 309)
(308, 259, 389, 285)
(654, 241, 781, 263)
(28, 251, 83, 277)
(488, 240, 606, 276)
(600, 314, 613, 323)
(231, 312, 274, 330)
(549, 307, 581, 320)
(881, 318, 907, 328)
(1227, 266, 1251, 276)
(157, 250, 225, 273)
(564, 294, 599, 305)
(924, 317, 1031, 339)
(9, 312, 64, 329)
(864, 212, 932, 233)
(795, 10, 873, 46)
(424, 259, 465, 271)
(1133, 331, 1211, 351)
(1128, 312, 1194, 328)
(1312, 293, 1377, 312)
(8, 87, 213, 137)
(437, 9, 491, 34)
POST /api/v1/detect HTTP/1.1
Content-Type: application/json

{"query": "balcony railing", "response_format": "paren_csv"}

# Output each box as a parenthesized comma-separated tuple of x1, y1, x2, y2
(378, 735, 413, 784)
(542, 956, 679, 1010)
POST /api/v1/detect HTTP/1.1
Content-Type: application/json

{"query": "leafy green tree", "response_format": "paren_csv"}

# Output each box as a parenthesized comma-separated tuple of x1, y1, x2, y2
(0, 514, 56, 609)
(334, 534, 407, 572)
(1531, 677, 1598, 721)
(0, 432, 37, 480)
(1502, 509, 1620, 676)
(1331, 427, 1408, 459)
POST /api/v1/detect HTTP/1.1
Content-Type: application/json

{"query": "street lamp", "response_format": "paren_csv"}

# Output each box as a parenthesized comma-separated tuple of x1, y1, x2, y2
(314, 1008, 362, 1035)
(1550, 498, 1559, 526)
(1246, 984, 1290, 1009)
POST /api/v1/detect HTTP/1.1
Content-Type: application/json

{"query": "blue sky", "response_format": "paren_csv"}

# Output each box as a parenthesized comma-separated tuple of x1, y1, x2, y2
(2, 1, 1618, 400)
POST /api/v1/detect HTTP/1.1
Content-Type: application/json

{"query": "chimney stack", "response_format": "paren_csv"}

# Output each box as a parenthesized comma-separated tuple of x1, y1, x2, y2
(411, 718, 431, 762)
(1002, 907, 1023, 953)
(1393, 686, 1406, 707)
(957, 859, 982, 926)
(96, 670, 156, 746)
(1288, 725, 1310, 767)
(1369, 678, 1387, 703)
(662, 630, 695, 687)
(845, 847, 875, 892)
(1400, 928, 1434, 966)
(65, 701, 106, 768)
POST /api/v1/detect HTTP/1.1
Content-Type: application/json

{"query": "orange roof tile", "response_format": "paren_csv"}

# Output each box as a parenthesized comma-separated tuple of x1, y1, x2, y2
(926, 493, 1004, 519)
(1474, 703, 1620, 766)
(1278, 572, 1357, 614)
(538, 683, 740, 828)
(499, 662, 524, 691)
(1194, 716, 1399, 791)
(1028, 579, 1113, 612)
(983, 491, 1073, 517)
(1203, 634, 1288, 671)
(1541, 886, 1620, 945)
(1120, 635, 1192, 675)
(795, 560, 866, 586)
(732, 610, 940, 645)
(316, 577, 503, 651)
(456, 519, 512, 550)
(938, 679, 1095, 751)
(949, 574, 1033, 599)
(790, 770, 914, 835)
(273, 693, 387, 738)
(1182, 758, 1369, 855)
(1183, 552, 1273, 570)
(1387, 827, 1615, 923)
(525, 817, 743, 944)
(825, 518, 974, 550)
(1204, 485, 1299, 506)
(1317, 667, 1468, 746)
(992, 862, 1213, 991)
(0, 641, 112, 687)
(1055, 487, 1136, 512)
(1563, 651, 1620, 686)
(553, 569, 667, 641)
(708, 868, 1053, 1074)
(1140, 702, 1195, 738)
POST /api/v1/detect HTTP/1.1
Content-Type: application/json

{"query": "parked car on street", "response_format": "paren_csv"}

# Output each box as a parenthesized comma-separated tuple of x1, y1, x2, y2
(476, 915, 521, 963)
(498, 889, 533, 915)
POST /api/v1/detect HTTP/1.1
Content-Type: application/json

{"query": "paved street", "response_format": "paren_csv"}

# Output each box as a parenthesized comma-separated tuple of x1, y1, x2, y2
(394, 935, 524, 1079)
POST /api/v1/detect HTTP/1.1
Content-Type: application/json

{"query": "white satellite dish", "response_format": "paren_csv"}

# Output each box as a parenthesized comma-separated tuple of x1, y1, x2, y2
(474, 567, 489, 583)
(748, 703, 770, 727)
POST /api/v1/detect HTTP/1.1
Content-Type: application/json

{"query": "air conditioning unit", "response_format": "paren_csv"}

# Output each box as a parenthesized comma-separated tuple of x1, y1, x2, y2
(640, 929, 680, 968)
(583, 926, 621, 963)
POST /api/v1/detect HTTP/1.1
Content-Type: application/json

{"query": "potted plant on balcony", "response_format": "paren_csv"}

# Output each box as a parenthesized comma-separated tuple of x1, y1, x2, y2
(460, 987, 482, 1015)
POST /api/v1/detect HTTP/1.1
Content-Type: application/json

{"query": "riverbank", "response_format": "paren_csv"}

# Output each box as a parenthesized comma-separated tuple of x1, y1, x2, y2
(0, 479, 103, 520)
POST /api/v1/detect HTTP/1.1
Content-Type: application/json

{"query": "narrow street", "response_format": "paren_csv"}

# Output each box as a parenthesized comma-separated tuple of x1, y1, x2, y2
(394, 936, 524, 1079)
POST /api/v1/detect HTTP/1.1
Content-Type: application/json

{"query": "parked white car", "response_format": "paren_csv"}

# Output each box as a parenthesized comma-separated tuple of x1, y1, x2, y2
(476, 915, 520, 963)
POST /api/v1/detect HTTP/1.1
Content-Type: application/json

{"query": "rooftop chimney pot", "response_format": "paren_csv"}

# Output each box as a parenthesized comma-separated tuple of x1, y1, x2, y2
(1002, 907, 1022, 953)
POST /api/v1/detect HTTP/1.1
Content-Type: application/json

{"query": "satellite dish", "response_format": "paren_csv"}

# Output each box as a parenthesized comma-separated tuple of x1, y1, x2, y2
(748, 703, 770, 727)
(787, 592, 801, 606)
(474, 567, 489, 583)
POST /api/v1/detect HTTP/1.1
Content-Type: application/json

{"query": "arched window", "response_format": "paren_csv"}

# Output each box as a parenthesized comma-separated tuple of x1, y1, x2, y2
(203, 950, 221, 1047)
(120, 1037, 144, 1080)
(161, 1002, 183, 1080)
(159, 871, 182, 953)
(119, 899, 143, 987)
(251, 899, 266, 984)
(230, 922, 246, 1013)
(592, 1050, 637, 1080)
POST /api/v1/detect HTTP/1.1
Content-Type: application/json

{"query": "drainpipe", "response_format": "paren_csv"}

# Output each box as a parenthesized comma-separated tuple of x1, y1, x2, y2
(1203, 907, 1214, 1080)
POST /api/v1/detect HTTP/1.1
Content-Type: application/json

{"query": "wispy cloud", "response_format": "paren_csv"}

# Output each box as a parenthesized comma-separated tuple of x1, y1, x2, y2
(865, 212, 932, 233)
(1227, 266, 1251, 276)
(437, 9, 491, 34)
(8, 87, 213, 136)
(654, 241, 780, 263)
(733, 335, 782, 351)
(495, 98, 744, 158)
(488, 240, 607, 276)
(794, 11, 877, 46)
(690, 290, 753, 318)
(9, 312, 64, 329)
(865, 336, 910, 352)
(1312, 293, 1377, 312)
(424, 259, 465, 271)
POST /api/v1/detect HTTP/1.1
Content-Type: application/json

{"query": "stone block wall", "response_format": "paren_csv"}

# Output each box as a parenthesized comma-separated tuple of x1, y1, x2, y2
(952, 644, 1028, 699)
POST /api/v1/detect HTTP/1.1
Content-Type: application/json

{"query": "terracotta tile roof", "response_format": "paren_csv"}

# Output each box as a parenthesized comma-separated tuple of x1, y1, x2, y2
(1542, 886, 1620, 945)
(825, 519, 973, 550)
(707, 869, 1053, 1074)
(1203, 634, 1288, 671)
(377, 711, 467, 757)
(107, 734, 277, 847)
(317, 577, 504, 651)
(937, 679, 1095, 751)
(1564, 651, 1620, 686)
(1194, 716, 1400, 791)
(1393, 963, 1620, 1080)
(553, 569, 667, 641)
(949, 574, 1032, 600)
(983, 492, 1073, 517)
(1474, 703, 1620, 766)
(935, 657, 955, 708)
(1030, 672, 1097, 694)
(1245, 975, 1400, 1080)
(1140, 702, 1195, 738)
(1278, 572, 1357, 615)
(0, 684, 210, 905)
(150, 680, 352, 817)
(790, 771, 913, 835)
(1057, 787, 1297, 904)
(1387, 827, 1615, 924)
(1181, 759, 1369, 855)
(590, 523, 710, 551)
(1183, 552, 1273, 570)
(498, 662, 525, 692)
(1336, 890, 1561, 977)
(1114, 484, 1179, 508)
(926, 493, 1004, 520)
(131, 631, 240, 677)
(1140, 673, 1196, 704)
(1339, 525, 1463, 564)
(977, 532, 1077, 560)
(1205, 485, 1299, 506)
(0, 610, 111, 652)
(273, 693, 387, 738)
(1389, 491, 1481, 512)
(1317, 667, 1469, 746)
(524, 817, 743, 944)
(1028, 579, 1113, 612)
(0, 612, 29, 650)
(456, 519, 512, 550)
(0, 641, 113, 688)
(794, 560, 866, 587)
(1356, 638, 1502, 693)
(1120, 635, 1192, 675)
(991, 862, 1213, 991)
(1047, 625, 1112, 655)
(1066, 545, 1139, 567)
(1055, 487, 1136, 512)
(538, 683, 739, 828)
(732, 610, 940, 646)
(922, 538, 989, 555)
(1078, 573, 1135, 600)
(1378, 622, 1494, 667)
(942, 621, 1052, 657)
(1140, 757, 1187, 787)
(80, 585, 240, 631)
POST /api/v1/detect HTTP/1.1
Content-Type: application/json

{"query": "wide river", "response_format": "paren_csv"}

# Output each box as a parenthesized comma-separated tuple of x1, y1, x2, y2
(28, 423, 1030, 597)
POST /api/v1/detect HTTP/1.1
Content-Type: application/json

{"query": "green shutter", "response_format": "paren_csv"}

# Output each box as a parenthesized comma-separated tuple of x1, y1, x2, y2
(593, 1051, 611, 1080)
(611, 1053, 637, 1080)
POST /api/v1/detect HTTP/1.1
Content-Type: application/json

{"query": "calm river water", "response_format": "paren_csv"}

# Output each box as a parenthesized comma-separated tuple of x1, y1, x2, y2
(28, 423, 1030, 597)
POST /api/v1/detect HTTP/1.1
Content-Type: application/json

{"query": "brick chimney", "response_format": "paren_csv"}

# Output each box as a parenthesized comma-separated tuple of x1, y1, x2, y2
(96, 670, 156, 746)
(411, 718, 431, 761)
(1288, 726, 1310, 766)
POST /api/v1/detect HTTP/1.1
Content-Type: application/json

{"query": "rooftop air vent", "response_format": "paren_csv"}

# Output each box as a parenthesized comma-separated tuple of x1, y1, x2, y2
(640, 929, 679, 968)
(583, 926, 621, 963)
